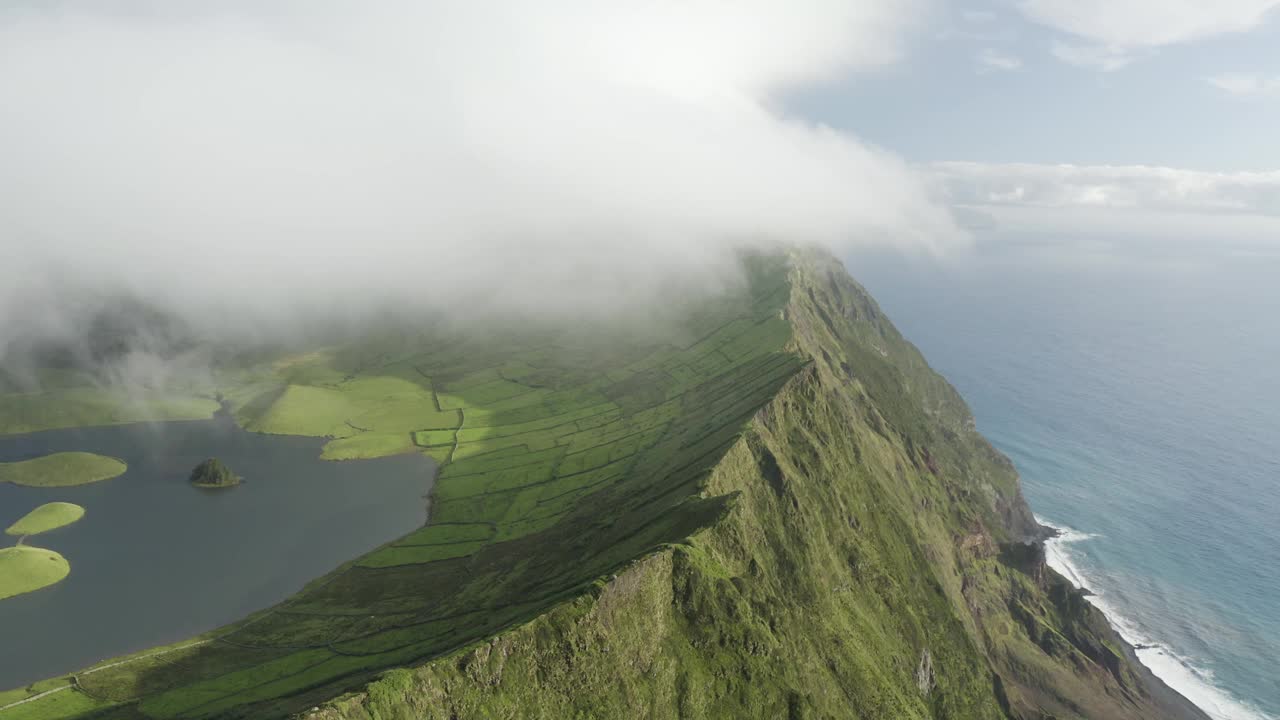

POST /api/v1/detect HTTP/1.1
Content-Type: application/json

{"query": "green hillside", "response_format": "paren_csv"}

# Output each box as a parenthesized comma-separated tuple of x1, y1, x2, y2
(305, 250, 1206, 720)
(0, 250, 1205, 720)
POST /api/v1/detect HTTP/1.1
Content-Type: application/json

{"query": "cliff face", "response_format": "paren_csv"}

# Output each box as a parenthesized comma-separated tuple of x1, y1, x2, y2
(306, 250, 1206, 720)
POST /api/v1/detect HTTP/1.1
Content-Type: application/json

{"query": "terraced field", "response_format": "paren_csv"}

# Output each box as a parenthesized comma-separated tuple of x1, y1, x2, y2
(2, 254, 806, 719)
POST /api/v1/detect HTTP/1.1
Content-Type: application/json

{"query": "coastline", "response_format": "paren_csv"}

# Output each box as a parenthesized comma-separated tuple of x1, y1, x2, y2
(1036, 515, 1275, 720)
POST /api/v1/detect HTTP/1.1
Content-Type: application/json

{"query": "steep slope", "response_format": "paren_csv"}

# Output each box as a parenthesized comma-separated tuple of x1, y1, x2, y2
(1, 254, 802, 719)
(306, 250, 1207, 720)
(0, 249, 1206, 720)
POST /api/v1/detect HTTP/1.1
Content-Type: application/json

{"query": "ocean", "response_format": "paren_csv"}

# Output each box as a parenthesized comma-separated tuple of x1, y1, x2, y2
(850, 242, 1280, 720)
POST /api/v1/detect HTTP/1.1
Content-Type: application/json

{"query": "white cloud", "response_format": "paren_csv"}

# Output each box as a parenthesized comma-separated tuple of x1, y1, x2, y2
(1020, 0, 1280, 47)
(0, 0, 962, 355)
(977, 48, 1023, 71)
(1209, 72, 1280, 96)
(927, 162, 1280, 260)
(931, 161, 1280, 216)
(1020, 0, 1280, 68)
(1050, 42, 1136, 72)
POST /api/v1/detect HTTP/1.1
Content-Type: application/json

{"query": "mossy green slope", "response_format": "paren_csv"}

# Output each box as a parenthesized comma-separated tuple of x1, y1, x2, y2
(0, 453, 126, 488)
(0, 250, 1205, 720)
(5, 503, 85, 537)
(306, 249, 1205, 720)
(0, 546, 70, 601)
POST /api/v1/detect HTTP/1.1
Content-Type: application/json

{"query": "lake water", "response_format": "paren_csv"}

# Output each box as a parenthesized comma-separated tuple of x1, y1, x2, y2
(0, 415, 434, 690)
(852, 245, 1280, 720)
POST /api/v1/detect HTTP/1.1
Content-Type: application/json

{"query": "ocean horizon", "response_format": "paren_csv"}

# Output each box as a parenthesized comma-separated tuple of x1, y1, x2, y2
(854, 244, 1280, 720)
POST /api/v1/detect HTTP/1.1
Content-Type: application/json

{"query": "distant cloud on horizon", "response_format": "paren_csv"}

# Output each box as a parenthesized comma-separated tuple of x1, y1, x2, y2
(929, 162, 1280, 235)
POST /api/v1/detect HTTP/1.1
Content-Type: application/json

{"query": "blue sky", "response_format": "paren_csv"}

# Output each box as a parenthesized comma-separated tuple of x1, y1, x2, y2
(790, 1, 1280, 171)
(777, 0, 1280, 258)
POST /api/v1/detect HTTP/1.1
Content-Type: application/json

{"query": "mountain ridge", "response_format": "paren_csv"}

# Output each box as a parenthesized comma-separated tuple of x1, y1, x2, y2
(0, 248, 1207, 720)
(302, 249, 1208, 720)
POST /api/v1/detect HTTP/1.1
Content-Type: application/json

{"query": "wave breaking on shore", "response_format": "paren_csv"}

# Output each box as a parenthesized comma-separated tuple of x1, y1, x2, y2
(1036, 515, 1275, 720)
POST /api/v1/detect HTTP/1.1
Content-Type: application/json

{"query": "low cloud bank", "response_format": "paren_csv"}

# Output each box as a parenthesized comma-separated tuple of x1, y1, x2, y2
(925, 161, 1280, 269)
(0, 1, 962, 377)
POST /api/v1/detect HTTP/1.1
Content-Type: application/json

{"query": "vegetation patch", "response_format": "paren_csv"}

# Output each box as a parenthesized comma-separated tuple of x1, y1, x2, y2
(0, 452, 127, 488)
(0, 546, 71, 600)
(239, 385, 360, 438)
(321, 433, 416, 461)
(0, 687, 104, 720)
(232, 367, 459, 464)
(188, 458, 241, 489)
(5, 502, 86, 537)
(0, 388, 217, 436)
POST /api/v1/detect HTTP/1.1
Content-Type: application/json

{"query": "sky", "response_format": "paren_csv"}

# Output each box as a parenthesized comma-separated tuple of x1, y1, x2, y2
(791, 0, 1280, 170)
(2, 0, 1280, 366)
(786, 0, 1280, 259)
(3, 5, 1275, 717)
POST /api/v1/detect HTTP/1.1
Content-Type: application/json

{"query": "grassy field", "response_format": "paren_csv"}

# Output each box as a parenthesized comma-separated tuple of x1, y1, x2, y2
(0, 546, 70, 600)
(0, 452, 127, 488)
(0, 388, 218, 436)
(233, 362, 456, 461)
(5, 502, 86, 537)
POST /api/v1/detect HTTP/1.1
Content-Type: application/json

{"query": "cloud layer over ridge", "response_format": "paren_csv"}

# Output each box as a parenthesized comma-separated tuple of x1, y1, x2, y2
(0, 0, 961, 360)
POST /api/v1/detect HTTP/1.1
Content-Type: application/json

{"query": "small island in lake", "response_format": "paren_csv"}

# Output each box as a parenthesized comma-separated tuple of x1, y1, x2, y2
(189, 457, 241, 488)
(5, 502, 86, 537)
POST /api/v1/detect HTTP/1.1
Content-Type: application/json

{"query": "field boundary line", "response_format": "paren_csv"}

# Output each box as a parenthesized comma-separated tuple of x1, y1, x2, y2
(0, 639, 212, 713)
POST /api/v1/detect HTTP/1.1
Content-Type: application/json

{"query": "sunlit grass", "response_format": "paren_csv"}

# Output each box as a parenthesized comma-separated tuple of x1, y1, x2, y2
(5, 502, 86, 537)
(0, 389, 217, 436)
(0, 452, 126, 488)
(0, 546, 70, 600)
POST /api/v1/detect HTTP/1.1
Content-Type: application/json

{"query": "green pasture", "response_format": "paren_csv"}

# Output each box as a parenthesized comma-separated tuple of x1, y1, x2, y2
(5, 502, 85, 537)
(0, 389, 217, 436)
(0, 546, 71, 600)
(0, 452, 126, 488)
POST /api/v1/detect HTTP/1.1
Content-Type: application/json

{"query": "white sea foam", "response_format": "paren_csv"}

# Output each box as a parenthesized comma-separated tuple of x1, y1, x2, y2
(1035, 516, 1276, 720)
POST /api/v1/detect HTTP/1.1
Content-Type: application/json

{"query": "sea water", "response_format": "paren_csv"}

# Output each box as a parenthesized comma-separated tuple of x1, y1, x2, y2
(852, 245, 1280, 720)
